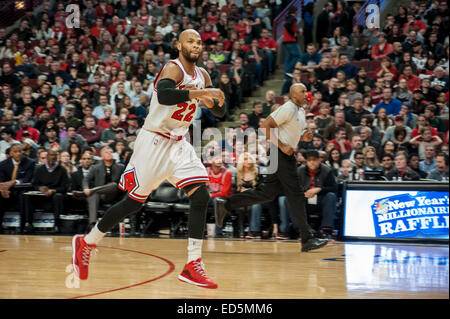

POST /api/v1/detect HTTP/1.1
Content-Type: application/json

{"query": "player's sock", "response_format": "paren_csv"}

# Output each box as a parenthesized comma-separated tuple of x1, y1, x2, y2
(184, 184, 210, 262)
(187, 238, 203, 263)
(84, 223, 105, 245)
(97, 195, 144, 233)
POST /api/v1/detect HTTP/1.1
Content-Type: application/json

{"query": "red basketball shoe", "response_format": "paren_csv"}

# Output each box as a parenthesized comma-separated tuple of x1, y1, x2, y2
(72, 234, 97, 280)
(178, 258, 218, 289)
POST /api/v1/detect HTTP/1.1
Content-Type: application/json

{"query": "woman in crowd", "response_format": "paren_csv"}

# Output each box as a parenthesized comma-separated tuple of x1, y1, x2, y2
(373, 107, 392, 134)
(68, 142, 82, 166)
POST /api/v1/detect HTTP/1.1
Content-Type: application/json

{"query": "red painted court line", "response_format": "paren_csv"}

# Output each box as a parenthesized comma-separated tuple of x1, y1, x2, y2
(58, 242, 176, 299)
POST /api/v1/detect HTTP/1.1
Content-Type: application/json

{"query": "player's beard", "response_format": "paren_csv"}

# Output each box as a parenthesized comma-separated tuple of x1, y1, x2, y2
(181, 46, 200, 63)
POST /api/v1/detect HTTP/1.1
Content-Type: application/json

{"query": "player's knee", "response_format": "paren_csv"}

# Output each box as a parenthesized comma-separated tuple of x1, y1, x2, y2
(124, 195, 144, 212)
(185, 183, 210, 204)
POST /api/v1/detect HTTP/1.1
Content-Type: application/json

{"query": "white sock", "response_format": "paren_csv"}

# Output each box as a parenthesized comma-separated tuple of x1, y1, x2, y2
(187, 238, 203, 263)
(84, 224, 105, 245)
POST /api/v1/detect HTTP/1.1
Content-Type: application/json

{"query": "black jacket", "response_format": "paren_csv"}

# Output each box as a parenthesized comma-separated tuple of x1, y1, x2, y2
(32, 164, 69, 193)
(0, 156, 35, 184)
(297, 163, 338, 197)
(385, 168, 420, 181)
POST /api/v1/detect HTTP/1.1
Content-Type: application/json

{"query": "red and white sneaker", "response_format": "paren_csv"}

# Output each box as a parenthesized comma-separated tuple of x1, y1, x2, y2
(178, 258, 218, 289)
(72, 234, 97, 280)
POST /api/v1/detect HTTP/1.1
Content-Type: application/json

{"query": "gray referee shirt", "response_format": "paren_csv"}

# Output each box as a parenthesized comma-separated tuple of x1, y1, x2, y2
(270, 100, 306, 149)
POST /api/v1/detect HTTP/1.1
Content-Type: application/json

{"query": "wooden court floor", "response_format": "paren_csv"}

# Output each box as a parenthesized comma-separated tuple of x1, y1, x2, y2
(0, 234, 448, 299)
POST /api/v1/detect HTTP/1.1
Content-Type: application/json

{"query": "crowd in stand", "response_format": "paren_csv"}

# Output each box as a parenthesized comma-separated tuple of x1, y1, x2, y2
(0, 0, 448, 240)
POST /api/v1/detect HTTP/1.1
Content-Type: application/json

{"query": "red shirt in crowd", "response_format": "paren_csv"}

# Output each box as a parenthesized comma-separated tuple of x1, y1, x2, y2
(398, 74, 421, 92)
(16, 126, 40, 143)
(329, 139, 352, 153)
(371, 43, 393, 60)
(207, 167, 232, 198)
(258, 37, 277, 50)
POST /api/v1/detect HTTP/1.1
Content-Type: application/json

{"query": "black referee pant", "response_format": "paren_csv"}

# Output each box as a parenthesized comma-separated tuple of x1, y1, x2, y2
(225, 148, 313, 242)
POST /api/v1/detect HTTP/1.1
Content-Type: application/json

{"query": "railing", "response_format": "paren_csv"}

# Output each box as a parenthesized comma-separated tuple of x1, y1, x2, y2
(272, 0, 303, 45)
(354, 0, 387, 27)
(0, 0, 44, 29)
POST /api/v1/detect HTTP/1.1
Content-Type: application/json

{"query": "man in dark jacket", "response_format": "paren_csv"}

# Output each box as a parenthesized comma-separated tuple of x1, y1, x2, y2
(72, 146, 124, 224)
(25, 149, 68, 232)
(297, 150, 338, 238)
(386, 152, 421, 181)
(0, 144, 35, 232)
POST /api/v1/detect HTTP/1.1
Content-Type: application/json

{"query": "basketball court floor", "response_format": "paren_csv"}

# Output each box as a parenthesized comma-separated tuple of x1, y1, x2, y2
(0, 234, 447, 299)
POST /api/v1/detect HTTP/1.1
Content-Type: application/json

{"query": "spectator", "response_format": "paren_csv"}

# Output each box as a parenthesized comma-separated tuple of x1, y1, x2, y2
(337, 158, 354, 182)
(345, 95, 370, 126)
(380, 153, 395, 177)
(424, 104, 447, 133)
(72, 146, 124, 225)
(323, 109, 354, 141)
(407, 153, 428, 179)
(427, 153, 449, 181)
(329, 127, 351, 154)
(371, 32, 393, 60)
(0, 144, 35, 233)
(419, 145, 437, 174)
(359, 126, 380, 152)
(341, 134, 363, 162)
(295, 43, 322, 73)
(60, 126, 88, 152)
(26, 149, 68, 232)
(386, 151, 421, 181)
(398, 65, 421, 92)
(363, 145, 381, 170)
(207, 154, 232, 235)
(258, 28, 277, 75)
(77, 116, 103, 146)
(282, 6, 301, 78)
(382, 115, 412, 145)
(333, 55, 358, 79)
(372, 87, 403, 116)
(410, 126, 443, 160)
(248, 101, 264, 130)
(297, 150, 338, 238)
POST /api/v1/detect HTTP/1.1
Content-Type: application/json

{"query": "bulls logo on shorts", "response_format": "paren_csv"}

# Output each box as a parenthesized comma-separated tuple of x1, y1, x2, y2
(118, 168, 148, 202)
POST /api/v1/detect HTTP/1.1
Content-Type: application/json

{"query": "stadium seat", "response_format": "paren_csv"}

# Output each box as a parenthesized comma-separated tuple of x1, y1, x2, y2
(275, 96, 284, 104)
(217, 64, 232, 73)
(351, 60, 369, 70)
(369, 60, 381, 72)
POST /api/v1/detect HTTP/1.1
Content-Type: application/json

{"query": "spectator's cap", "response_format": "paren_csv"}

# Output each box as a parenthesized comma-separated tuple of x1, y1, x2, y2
(66, 104, 75, 110)
(394, 115, 404, 122)
(115, 128, 125, 133)
(412, 41, 421, 47)
(22, 131, 30, 137)
(306, 113, 315, 118)
(413, 88, 423, 94)
(70, 33, 77, 39)
(288, 6, 298, 14)
(432, 21, 440, 26)
(38, 75, 47, 80)
(128, 114, 137, 120)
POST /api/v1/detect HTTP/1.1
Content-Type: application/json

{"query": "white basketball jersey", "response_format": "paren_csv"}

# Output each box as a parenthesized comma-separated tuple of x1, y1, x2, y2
(143, 58, 206, 137)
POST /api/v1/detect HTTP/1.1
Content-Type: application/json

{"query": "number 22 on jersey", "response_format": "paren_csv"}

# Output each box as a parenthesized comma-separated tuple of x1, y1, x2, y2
(171, 102, 197, 122)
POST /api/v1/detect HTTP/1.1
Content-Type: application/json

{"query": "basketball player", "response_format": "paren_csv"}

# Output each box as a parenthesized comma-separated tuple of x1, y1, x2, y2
(72, 30, 225, 289)
(215, 83, 329, 252)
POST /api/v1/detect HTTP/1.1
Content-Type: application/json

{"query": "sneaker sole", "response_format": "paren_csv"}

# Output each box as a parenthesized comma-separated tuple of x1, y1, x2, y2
(178, 274, 218, 289)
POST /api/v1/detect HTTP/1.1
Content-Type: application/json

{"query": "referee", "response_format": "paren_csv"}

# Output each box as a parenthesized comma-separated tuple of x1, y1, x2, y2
(215, 83, 328, 252)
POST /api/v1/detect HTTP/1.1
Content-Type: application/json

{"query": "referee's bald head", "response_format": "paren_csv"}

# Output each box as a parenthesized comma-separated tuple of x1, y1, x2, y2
(290, 83, 308, 105)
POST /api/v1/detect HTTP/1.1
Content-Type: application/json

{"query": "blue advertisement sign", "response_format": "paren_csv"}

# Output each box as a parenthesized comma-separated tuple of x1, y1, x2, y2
(371, 192, 449, 238)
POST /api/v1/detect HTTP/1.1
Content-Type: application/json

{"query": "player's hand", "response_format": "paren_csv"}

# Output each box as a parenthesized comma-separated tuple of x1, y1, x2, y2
(198, 96, 215, 108)
(203, 88, 225, 105)
(279, 142, 294, 156)
(301, 130, 313, 142)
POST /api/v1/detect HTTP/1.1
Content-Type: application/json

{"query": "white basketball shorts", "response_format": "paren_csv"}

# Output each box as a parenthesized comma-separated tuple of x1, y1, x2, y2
(118, 129, 209, 202)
